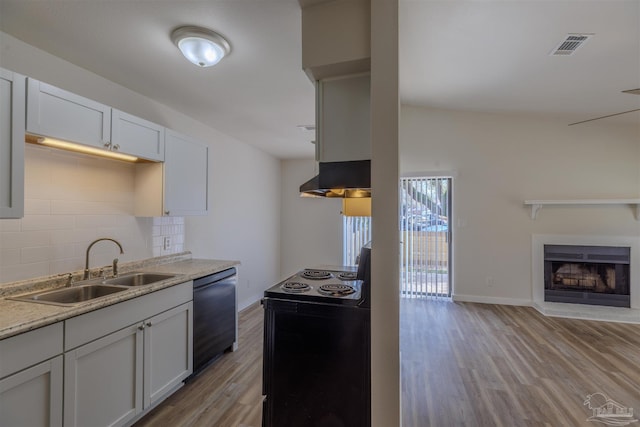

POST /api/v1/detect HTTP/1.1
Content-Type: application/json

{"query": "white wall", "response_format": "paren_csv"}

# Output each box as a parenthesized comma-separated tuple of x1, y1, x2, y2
(186, 142, 280, 310)
(0, 32, 282, 309)
(401, 105, 640, 304)
(279, 159, 343, 278)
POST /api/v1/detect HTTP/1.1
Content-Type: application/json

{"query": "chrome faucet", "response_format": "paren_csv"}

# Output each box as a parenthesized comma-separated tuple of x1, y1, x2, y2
(84, 238, 124, 279)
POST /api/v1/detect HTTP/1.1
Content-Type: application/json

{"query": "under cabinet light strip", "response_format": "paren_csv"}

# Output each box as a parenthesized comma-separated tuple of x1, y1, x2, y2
(35, 137, 139, 162)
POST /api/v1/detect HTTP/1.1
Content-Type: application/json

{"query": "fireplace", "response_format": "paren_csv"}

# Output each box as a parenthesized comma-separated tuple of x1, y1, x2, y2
(544, 245, 630, 308)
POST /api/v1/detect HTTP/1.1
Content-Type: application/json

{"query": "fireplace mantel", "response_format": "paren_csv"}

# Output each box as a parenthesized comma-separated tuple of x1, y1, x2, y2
(523, 199, 640, 220)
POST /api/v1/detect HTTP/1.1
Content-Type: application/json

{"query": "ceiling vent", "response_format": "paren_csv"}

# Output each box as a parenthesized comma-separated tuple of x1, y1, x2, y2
(550, 34, 593, 56)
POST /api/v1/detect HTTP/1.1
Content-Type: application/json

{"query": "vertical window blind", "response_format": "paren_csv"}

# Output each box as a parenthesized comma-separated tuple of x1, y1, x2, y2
(400, 177, 451, 298)
(343, 216, 371, 266)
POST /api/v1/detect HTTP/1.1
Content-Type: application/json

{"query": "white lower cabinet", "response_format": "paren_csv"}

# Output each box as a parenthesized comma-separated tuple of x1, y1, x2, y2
(144, 303, 193, 409)
(0, 283, 192, 427)
(64, 325, 143, 427)
(0, 356, 64, 427)
(63, 282, 193, 427)
(0, 322, 64, 427)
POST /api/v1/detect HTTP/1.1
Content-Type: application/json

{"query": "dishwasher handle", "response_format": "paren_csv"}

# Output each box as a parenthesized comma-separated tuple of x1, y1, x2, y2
(193, 267, 237, 289)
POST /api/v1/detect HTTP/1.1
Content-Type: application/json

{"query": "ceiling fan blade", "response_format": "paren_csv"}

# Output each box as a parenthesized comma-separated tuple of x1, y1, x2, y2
(622, 88, 640, 95)
(568, 108, 640, 126)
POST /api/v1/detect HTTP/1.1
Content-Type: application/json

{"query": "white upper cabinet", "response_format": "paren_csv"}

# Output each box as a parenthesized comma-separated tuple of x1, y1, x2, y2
(21, 75, 208, 216)
(134, 130, 209, 217)
(112, 110, 165, 162)
(27, 78, 111, 148)
(316, 73, 371, 162)
(0, 68, 25, 219)
(26, 78, 165, 161)
(164, 130, 208, 216)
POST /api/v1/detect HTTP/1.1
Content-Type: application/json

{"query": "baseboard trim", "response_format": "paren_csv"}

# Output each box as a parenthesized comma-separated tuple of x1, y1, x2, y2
(451, 294, 532, 307)
(238, 293, 263, 312)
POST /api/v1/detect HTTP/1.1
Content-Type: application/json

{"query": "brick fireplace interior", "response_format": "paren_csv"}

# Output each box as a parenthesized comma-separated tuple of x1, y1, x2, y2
(544, 244, 631, 308)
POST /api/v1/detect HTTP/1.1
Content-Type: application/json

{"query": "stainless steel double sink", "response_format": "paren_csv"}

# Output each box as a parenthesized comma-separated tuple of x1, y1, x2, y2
(7, 272, 176, 307)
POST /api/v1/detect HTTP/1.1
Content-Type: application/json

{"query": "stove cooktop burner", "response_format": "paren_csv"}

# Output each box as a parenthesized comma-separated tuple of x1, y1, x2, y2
(281, 282, 311, 293)
(301, 270, 333, 280)
(337, 271, 358, 281)
(318, 283, 356, 297)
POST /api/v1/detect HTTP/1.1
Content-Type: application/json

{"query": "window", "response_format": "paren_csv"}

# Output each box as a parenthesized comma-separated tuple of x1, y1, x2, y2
(343, 215, 371, 266)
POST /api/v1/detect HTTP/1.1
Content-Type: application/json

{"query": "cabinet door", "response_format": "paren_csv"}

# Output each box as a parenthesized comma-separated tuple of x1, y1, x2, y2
(0, 356, 63, 427)
(144, 301, 193, 409)
(316, 73, 371, 162)
(0, 68, 25, 218)
(164, 129, 208, 216)
(111, 110, 165, 161)
(64, 325, 143, 427)
(26, 78, 111, 148)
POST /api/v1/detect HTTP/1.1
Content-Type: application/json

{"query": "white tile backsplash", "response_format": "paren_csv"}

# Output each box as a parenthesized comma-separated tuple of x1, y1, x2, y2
(152, 216, 185, 257)
(21, 246, 51, 264)
(24, 199, 51, 215)
(0, 249, 20, 267)
(1, 231, 50, 249)
(0, 262, 51, 283)
(0, 146, 185, 283)
(20, 215, 75, 231)
(0, 220, 21, 232)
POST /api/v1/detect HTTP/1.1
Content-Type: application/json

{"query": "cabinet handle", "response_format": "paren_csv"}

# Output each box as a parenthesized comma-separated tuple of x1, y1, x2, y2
(146, 321, 152, 327)
(103, 141, 112, 149)
(138, 323, 145, 330)
(112, 144, 120, 151)
(164, 211, 170, 216)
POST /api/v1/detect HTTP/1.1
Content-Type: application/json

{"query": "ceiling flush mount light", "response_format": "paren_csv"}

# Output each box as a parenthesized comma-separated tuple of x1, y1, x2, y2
(171, 26, 231, 67)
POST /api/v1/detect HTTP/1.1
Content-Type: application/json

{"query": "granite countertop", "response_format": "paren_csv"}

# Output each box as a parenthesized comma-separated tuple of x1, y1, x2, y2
(0, 252, 239, 340)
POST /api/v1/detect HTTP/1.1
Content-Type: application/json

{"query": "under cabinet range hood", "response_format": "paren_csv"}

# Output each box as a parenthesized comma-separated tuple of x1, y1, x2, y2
(299, 160, 371, 198)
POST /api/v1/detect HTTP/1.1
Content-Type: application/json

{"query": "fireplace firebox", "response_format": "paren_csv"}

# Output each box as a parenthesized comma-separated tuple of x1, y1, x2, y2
(544, 244, 630, 308)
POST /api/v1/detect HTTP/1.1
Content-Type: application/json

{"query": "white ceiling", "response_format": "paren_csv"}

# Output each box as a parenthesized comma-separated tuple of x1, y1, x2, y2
(400, 0, 640, 124)
(0, 1, 638, 159)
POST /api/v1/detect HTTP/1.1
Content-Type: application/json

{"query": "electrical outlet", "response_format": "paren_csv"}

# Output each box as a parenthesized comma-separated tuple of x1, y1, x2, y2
(486, 276, 494, 287)
(163, 236, 171, 250)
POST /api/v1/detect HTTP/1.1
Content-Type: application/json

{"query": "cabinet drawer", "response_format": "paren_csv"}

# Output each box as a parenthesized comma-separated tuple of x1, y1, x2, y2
(65, 281, 192, 351)
(0, 322, 63, 379)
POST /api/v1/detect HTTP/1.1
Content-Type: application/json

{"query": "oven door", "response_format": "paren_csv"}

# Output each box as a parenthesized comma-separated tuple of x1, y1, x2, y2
(262, 297, 370, 427)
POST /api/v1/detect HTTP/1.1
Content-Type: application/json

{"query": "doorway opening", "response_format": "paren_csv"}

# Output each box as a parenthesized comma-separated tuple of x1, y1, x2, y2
(400, 176, 452, 298)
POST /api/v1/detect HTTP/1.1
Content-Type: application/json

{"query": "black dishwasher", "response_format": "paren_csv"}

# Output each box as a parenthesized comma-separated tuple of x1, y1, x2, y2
(190, 267, 237, 378)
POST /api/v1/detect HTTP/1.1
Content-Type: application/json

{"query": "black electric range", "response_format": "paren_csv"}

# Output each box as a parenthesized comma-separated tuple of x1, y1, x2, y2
(263, 267, 368, 307)
(262, 246, 371, 427)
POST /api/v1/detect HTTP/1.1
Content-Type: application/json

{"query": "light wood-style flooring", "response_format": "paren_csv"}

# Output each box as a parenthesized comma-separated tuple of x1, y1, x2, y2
(402, 299, 640, 426)
(136, 299, 640, 427)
